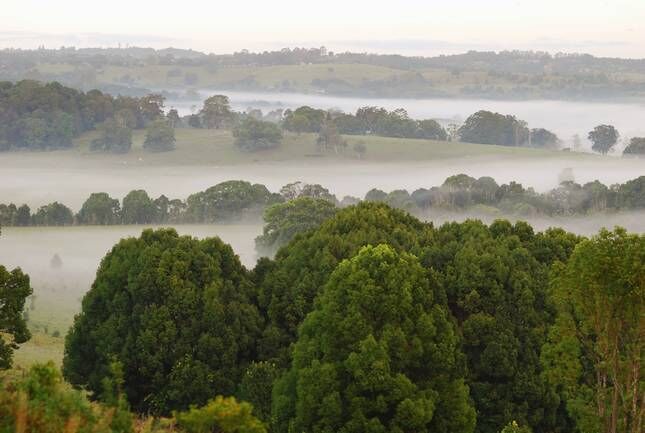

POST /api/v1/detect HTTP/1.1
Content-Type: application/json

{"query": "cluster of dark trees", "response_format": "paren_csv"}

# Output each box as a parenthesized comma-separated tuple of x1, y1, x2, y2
(54, 204, 643, 433)
(0, 80, 172, 151)
(1, 176, 643, 229)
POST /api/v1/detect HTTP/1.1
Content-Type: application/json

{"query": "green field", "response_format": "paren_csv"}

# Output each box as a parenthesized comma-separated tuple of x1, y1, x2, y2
(68, 128, 588, 166)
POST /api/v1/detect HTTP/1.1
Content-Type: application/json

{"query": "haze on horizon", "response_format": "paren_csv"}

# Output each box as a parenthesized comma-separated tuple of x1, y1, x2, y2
(2, 0, 644, 58)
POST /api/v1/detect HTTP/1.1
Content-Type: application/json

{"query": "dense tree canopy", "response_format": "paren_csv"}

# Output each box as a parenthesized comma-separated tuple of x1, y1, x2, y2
(254, 202, 433, 365)
(0, 80, 163, 151)
(272, 244, 476, 433)
(63, 229, 263, 414)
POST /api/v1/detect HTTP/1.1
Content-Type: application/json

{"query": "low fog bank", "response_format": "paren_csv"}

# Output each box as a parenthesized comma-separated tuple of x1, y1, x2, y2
(169, 90, 645, 147)
(0, 224, 262, 333)
(420, 210, 645, 236)
(1, 154, 643, 210)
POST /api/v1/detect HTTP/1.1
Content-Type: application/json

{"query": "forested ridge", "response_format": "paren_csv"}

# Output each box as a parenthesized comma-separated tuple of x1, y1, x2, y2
(2, 47, 645, 99)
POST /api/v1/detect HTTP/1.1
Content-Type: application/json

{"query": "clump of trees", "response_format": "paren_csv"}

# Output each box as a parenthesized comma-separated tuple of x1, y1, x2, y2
(54, 201, 642, 433)
(143, 120, 176, 152)
(458, 110, 529, 146)
(0, 80, 165, 151)
(233, 118, 283, 152)
(91, 119, 132, 153)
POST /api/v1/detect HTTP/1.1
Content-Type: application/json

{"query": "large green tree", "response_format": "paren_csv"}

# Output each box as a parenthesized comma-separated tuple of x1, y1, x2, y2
(63, 229, 263, 414)
(272, 244, 476, 433)
(541, 228, 644, 433)
(253, 202, 433, 365)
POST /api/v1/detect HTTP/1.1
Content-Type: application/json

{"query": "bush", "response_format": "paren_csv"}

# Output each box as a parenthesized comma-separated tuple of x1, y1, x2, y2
(175, 396, 266, 433)
(233, 118, 283, 152)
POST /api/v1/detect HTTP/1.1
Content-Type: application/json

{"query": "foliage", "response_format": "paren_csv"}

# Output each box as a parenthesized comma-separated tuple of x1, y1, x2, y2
(530, 128, 560, 148)
(237, 361, 281, 423)
(0, 80, 163, 151)
(541, 228, 644, 433)
(272, 244, 476, 433)
(174, 396, 266, 433)
(424, 219, 573, 433)
(0, 264, 32, 369)
(233, 118, 283, 152)
(588, 125, 619, 155)
(200, 95, 233, 129)
(76, 192, 121, 225)
(63, 229, 263, 414)
(623, 137, 645, 156)
(0, 362, 132, 433)
(499, 421, 532, 433)
(91, 119, 133, 153)
(121, 190, 156, 225)
(255, 197, 338, 255)
(32, 202, 74, 226)
(254, 202, 432, 365)
(282, 106, 326, 133)
(185, 181, 282, 223)
(459, 110, 529, 146)
(144, 120, 176, 152)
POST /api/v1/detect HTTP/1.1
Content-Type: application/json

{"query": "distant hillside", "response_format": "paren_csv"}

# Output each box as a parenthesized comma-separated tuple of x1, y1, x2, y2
(1, 47, 644, 100)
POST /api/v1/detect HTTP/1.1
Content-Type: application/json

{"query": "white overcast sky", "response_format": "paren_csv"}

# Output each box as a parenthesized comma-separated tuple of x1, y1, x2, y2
(1, 0, 644, 57)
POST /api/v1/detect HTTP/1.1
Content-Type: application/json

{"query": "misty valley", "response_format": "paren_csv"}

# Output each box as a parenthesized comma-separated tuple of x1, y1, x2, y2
(0, 28, 643, 433)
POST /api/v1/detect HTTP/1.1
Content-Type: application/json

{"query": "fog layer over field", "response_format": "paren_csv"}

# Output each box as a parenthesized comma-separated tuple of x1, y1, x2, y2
(169, 90, 645, 147)
(1, 154, 643, 210)
(0, 225, 262, 336)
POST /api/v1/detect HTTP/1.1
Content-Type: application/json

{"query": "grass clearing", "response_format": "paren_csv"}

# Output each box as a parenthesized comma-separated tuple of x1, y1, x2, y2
(68, 128, 591, 166)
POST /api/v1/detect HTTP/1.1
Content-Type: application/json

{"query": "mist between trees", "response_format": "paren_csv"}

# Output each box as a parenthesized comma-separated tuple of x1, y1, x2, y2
(0, 175, 643, 229)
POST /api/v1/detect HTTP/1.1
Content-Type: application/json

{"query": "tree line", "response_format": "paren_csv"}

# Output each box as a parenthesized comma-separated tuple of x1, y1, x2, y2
(1, 202, 642, 433)
(1, 175, 643, 229)
(3, 47, 645, 99)
(2, 80, 643, 155)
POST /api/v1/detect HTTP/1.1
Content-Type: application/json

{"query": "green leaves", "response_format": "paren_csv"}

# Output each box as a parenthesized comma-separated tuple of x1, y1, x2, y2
(0, 264, 32, 370)
(272, 244, 475, 433)
(63, 228, 262, 415)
